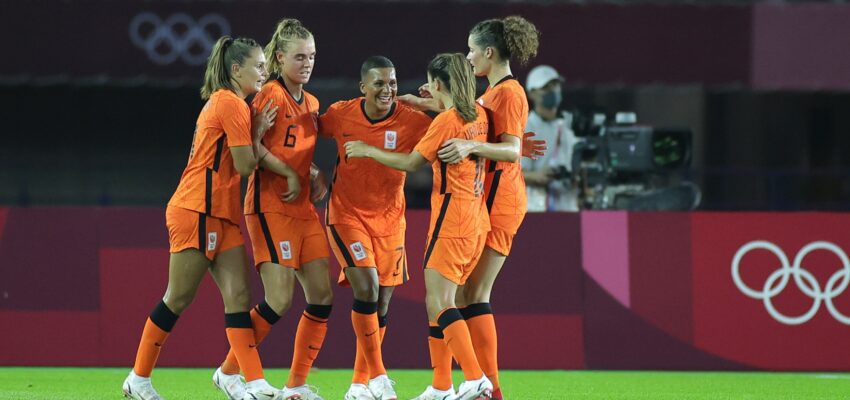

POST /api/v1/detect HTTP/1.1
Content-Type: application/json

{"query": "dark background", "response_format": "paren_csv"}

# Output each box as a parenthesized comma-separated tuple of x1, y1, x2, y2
(2, 0, 849, 210)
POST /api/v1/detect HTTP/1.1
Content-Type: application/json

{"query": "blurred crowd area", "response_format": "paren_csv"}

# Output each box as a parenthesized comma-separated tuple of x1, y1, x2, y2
(1, 0, 849, 211)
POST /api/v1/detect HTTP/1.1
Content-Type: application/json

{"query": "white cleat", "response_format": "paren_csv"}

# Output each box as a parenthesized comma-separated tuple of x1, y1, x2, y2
(122, 371, 164, 400)
(454, 376, 492, 400)
(411, 385, 455, 400)
(242, 378, 278, 400)
(281, 384, 324, 400)
(344, 383, 376, 400)
(213, 367, 247, 400)
(368, 375, 398, 400)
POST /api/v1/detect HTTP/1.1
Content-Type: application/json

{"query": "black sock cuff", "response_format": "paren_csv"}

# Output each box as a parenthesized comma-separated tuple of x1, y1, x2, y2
(305, 304, 333, 320)
(352, 299, 378, 315)
(429, 325, 444, 339)
(460, 302, 493, 320)
(255, 301, 281, 325)
(437, 308, 464, 331)
(224, 312, 252, 328)
(150, 301, 179, 332)
(378, 314, 388, 328)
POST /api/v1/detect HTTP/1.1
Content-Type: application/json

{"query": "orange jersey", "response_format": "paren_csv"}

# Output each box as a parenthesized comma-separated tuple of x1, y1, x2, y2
(168, 89, 253, 225)
(478, 76, 529, 216)
(320, 99, 432, 236)
(414, 105, 491, 239)
(244, 78, 320, 219)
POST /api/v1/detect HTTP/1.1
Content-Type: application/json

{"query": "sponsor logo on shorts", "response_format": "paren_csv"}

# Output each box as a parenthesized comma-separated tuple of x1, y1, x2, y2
(207, 232, 217, 251)
(384, 130, 397, 150)
(280, 240, 292, 260)
(350, 241, 367, 261)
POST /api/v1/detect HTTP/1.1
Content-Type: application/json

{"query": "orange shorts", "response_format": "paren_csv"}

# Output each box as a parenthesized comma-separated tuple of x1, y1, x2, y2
(166, 206, 244, 260)
(423, 232, 487, 285)
(486, 213, 525, 256)
(245, 213, 329, 270)
(327, 225, 408, 287)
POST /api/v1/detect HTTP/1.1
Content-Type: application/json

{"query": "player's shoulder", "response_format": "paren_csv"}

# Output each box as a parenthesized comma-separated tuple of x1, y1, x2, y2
(327, 98, 361, 115)
(303, 90, 320, 110)
(396, 101, 432, 123)
(213, 89, 249, 113)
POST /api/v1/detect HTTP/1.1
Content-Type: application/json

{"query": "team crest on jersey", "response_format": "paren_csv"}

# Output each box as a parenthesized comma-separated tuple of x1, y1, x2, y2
(279, 240, 292, 260)
(350, 241, 367, 261)
(384, 130, 398, 150)
(207, 232, 218, 251)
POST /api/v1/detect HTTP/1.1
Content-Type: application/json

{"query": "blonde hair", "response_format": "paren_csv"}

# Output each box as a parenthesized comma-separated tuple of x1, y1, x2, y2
(265, 18, 313, 80)
(427, 53, 478, 123)
(470, 16, 540, 66)
(200, 36, 261, 99)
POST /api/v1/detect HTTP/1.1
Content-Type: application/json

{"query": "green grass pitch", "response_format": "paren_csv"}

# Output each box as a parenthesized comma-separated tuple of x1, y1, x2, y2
(1, 367, 850, 399)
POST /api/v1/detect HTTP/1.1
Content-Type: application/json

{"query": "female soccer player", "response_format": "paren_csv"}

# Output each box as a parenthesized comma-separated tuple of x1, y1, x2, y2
(211, 19, 333, 400)
(402, 16, 540, 400)
(123, 36, 279, 400)
(319, 55, 432, 400)
(345, 53, 494, 400)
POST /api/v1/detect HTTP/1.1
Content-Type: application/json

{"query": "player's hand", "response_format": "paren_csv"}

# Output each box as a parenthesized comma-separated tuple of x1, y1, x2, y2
(522, 131, 547, 160)
(252, 99, 278, 142)
(344, 140, 373, 158)
(310, 168, 328, 203)
(417, 83, 432, 98)
(281, 172, 301, 203)
(438, 138, 475, 164)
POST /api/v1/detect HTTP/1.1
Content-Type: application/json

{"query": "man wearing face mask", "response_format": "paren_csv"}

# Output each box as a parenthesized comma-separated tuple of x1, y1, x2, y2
(523, 65, 582, 212)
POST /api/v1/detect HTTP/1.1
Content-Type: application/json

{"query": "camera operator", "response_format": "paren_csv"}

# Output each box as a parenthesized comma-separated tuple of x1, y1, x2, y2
(522, 65, 582, 212)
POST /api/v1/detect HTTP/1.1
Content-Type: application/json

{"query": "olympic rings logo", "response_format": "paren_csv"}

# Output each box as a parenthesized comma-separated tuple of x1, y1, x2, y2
(129, 12, 230, 66)
(731, 240, 850, 325)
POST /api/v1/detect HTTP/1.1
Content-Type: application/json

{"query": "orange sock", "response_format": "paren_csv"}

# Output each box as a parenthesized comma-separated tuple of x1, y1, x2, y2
(221, 302, 279, 375)
(351, 300, 386, 379)
(464, 303, 499, 390)
(428, 321, 453, 391)
(438, 308, 483, 381)
(225, 312, 264, 382)
(286, 304, 332, 388)
(133, 301, 178, 378)
(352, 311, 388, 384)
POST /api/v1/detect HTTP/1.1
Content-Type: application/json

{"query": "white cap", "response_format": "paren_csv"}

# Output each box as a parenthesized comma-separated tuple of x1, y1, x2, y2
(525, 65, 564, 91)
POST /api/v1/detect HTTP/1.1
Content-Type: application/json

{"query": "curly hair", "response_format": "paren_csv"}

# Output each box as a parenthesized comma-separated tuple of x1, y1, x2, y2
(470, 15, 540, 66)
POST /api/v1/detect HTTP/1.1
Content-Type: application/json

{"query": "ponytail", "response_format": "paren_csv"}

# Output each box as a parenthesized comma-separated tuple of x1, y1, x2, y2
(470, 16, 539, 66)
(428, 53, 478, 123)
(200, 36, 261, 99)
(265, 18, 313, 80)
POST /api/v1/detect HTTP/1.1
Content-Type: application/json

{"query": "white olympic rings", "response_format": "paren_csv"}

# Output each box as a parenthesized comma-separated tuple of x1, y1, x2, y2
(731, 240, 850, 325)
(129, 12, 230, 66)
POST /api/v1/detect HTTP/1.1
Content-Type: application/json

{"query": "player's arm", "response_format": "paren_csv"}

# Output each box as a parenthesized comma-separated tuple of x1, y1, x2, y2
(345, 140, 428, 172)
(438, 133, 520, 164)
(257, 145, 301, 203)
(398, 84, 445, 113)
(231, 99, 278, 176)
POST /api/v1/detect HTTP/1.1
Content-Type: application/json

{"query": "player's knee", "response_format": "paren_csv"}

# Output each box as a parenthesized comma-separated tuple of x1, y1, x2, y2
(221, 284, 251, 310)
(352, 284, 378, 302)
(313, 287, 334, 305)
(163, 290, 197, 314)
(265, 293, 293, 316)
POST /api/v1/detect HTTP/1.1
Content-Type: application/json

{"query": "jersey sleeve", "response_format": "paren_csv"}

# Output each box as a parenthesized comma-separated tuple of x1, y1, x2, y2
(489, 88, 525, 139)
(413, 116, 454, 162)
(219, 96, 252, 147)
(318, 103, 341, 138)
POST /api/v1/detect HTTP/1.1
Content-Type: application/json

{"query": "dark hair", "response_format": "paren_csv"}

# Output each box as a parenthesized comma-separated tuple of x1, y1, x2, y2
(470, 16, 539, 66)
(265, 18, 313, 80)
(360, 55, 395, 80)
(427, 53, 478, 123)
(200, 36, 261, 99)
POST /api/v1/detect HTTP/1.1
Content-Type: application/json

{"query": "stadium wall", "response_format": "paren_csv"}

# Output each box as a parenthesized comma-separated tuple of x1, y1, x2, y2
(1, 207, 848, 370)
